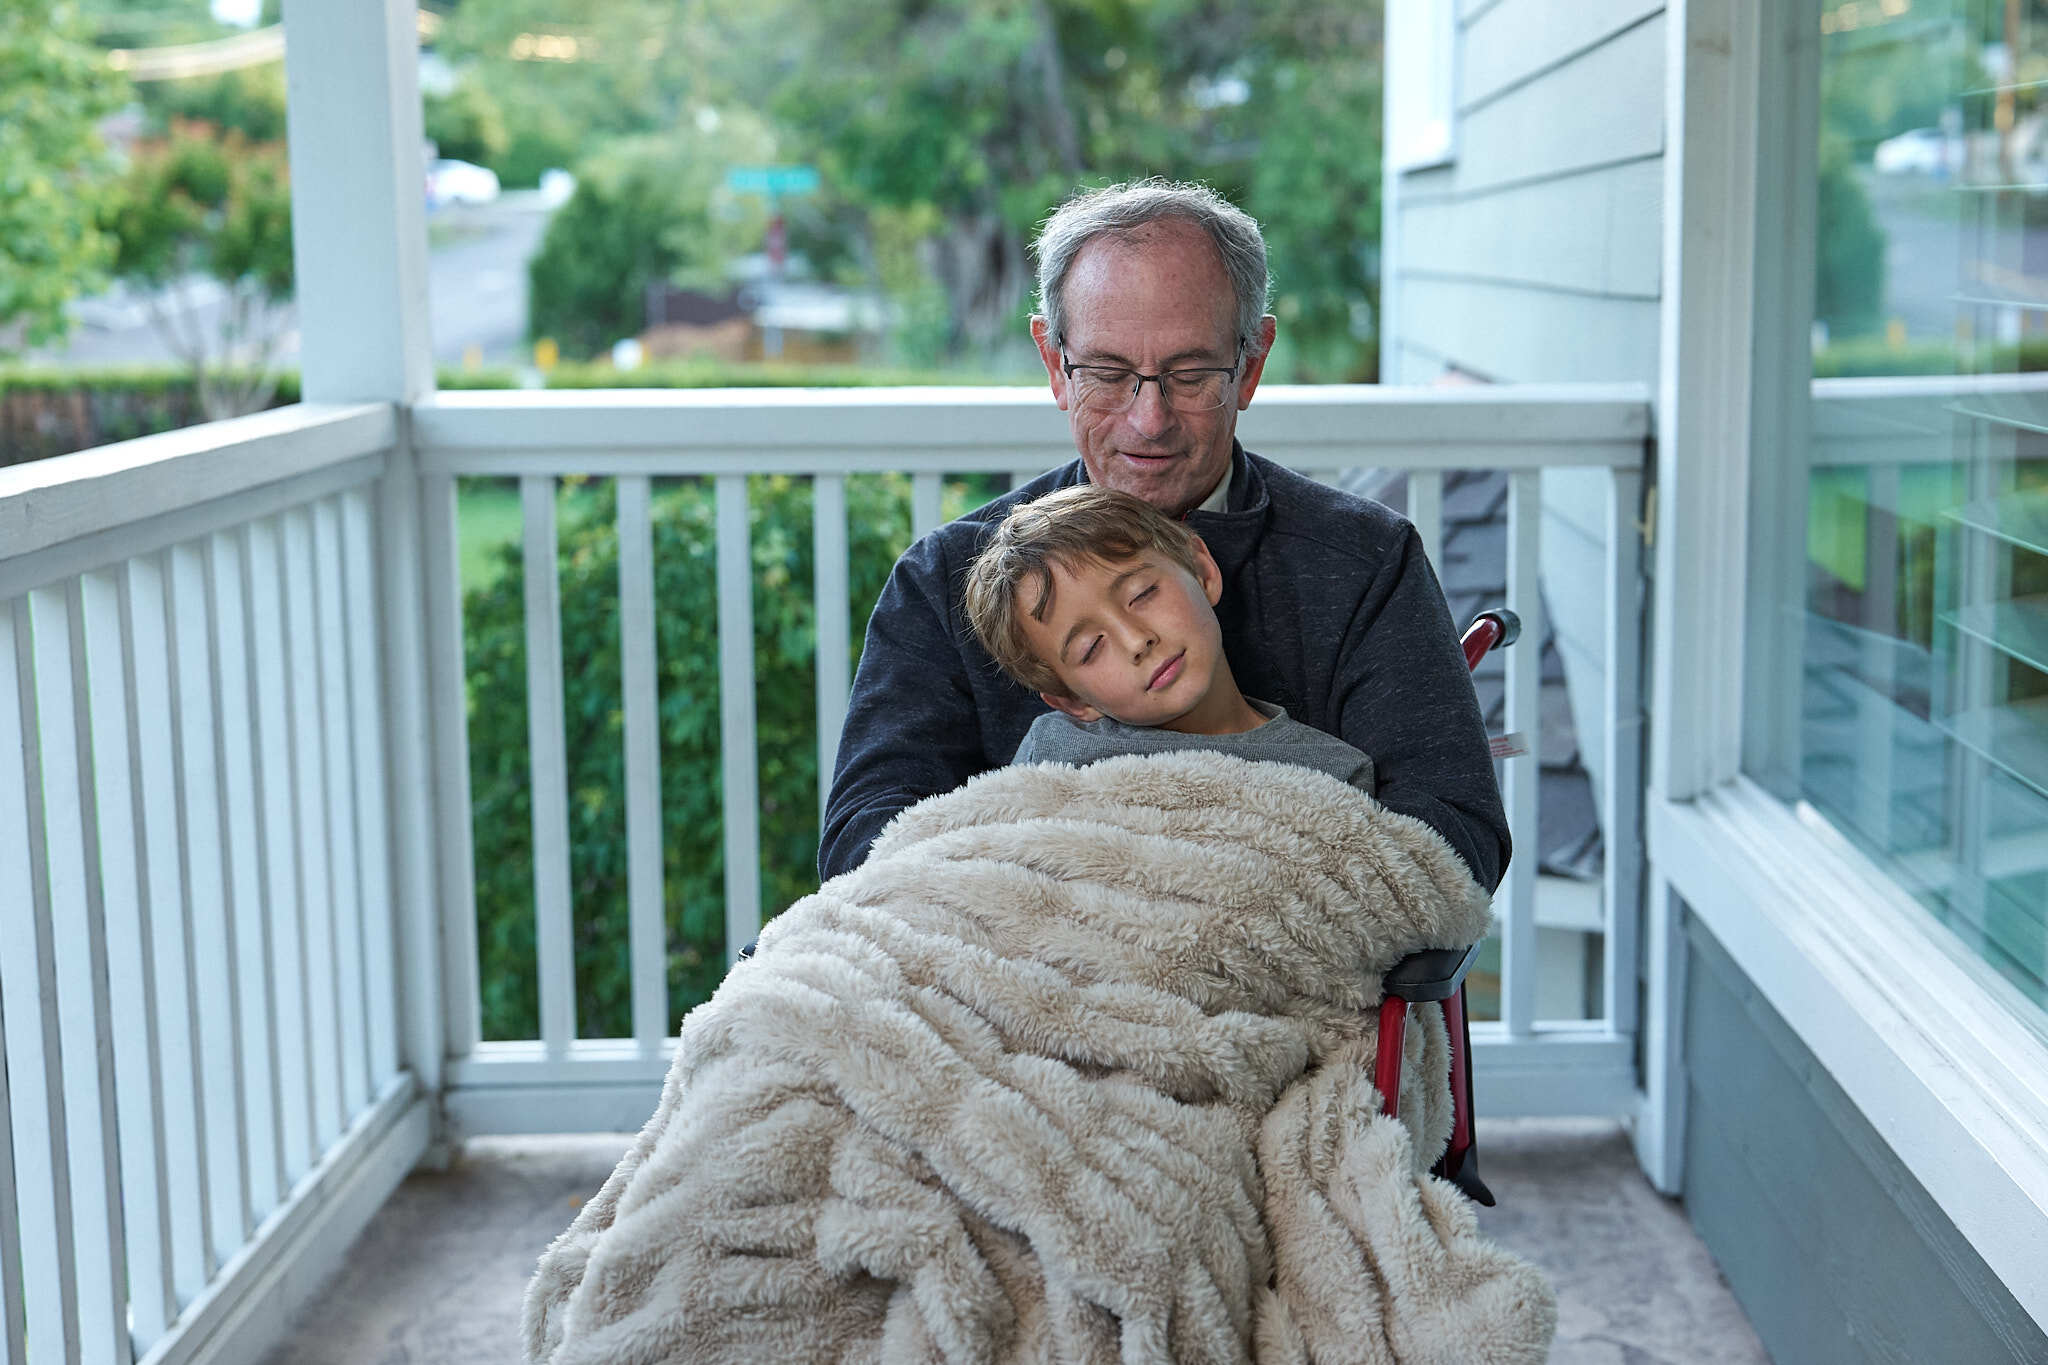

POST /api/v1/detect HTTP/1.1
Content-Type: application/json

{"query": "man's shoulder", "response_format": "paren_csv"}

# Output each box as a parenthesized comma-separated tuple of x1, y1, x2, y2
(899, 463, 1079, 582)
(1243, 451, 1415, 568)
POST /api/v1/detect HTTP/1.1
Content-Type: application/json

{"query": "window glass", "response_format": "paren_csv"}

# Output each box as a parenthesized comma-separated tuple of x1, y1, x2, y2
(1751, 0, 2048, 1008)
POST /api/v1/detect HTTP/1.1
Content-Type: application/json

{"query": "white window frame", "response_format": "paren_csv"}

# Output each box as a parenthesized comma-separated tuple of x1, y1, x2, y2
(1641, 0, 2048, 1324)
(1385, 0, 1457, 172)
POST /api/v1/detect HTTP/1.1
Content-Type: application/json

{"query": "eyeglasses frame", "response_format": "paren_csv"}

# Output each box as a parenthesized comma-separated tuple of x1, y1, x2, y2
(1056, 337, 1247, 414)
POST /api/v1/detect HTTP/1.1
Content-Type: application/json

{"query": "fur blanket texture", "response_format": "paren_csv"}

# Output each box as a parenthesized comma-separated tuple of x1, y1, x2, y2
(524, 751, 1556, 1364)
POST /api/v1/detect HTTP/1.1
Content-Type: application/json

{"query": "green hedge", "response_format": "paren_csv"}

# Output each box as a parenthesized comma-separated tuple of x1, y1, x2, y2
(1, 363, 1024, 465)
(1811, 334, 2048, 378)
(460, 473, 917, 1039)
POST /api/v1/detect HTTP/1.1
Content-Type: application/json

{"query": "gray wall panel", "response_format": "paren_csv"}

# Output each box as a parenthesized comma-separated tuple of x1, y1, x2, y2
(1452, 14, 1665, 195)
(1392, 278, 1660, 387)
(1683, 921, 2048, 1364)
(1461, 0, 1663, 112)
(1399, 157, 1664, 298)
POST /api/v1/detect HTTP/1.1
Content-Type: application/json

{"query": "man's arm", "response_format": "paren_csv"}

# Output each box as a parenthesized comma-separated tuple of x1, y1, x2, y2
(1332, 524, 1510, 892)
(819, 537, 989, 880)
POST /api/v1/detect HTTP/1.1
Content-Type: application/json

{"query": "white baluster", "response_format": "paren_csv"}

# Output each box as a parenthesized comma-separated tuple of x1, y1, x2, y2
(341, 489, 400, 1086)
(281, 507, 344, 1151)
(313, 499, 371, 1117)
(813, 473, 850, 828)
(716, 475, 762, 963)
(522, 477, 577, 1053)
(1502, 472, 1542, 1037)
(617, 476, 668, 1048)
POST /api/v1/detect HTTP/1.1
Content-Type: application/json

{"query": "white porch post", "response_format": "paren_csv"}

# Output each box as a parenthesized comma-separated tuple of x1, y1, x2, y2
(1637, 0, 1765, 1192)
(281, 0, 446, 1111)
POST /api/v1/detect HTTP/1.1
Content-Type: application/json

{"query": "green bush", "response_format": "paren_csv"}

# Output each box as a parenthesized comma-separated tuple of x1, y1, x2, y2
(459, 473, 915, 1040)
(525, 130, 775, 360)
(423, 79, 510, 171)
(1815, 133, 1886, 340)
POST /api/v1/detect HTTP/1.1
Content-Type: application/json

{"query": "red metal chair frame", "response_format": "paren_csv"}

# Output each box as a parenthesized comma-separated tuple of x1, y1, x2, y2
(1371, 608, 1518, 1207)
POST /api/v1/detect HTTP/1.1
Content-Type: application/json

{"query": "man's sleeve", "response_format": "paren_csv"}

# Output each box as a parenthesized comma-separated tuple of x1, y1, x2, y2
(1333, 525, 1511, 893)
(818, 539, 987, 880)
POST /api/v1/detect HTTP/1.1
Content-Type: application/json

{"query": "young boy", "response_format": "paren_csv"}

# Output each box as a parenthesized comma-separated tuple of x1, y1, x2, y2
(964, 485, 1376, 795)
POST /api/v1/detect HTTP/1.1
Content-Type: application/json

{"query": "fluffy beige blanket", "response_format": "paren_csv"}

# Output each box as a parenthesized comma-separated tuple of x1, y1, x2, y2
(524, 751, 1555, 1364)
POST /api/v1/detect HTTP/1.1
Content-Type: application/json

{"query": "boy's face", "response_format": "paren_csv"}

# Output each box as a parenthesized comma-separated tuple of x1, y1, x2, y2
(1019, 540, 1229, 732)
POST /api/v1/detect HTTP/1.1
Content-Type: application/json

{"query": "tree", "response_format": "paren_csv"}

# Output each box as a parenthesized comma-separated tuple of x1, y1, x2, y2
(525, 123, 775, 359)
(424, 77, 509, 169)
(146, 63, 289, 144)
(1243, 59, 1383, 381)
(0, 0, 128, 352)
(1814, 131, 1887, 340)
(101, 123, 295, 418)
(711, 0, 1386, 368)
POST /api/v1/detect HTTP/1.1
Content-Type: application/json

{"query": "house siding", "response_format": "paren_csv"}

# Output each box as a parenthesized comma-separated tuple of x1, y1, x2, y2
(1682, 918, 2048, 1364)
(1387, 0, 1666, 837)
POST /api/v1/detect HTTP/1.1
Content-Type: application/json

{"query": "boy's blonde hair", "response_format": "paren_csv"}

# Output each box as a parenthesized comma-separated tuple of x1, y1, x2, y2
(964, 485, 1206, 696)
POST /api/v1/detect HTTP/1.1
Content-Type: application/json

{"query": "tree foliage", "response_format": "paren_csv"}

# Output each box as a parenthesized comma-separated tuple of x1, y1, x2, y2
(1814, 132, 1888, 340)
(147, 63, 288, 143)
(424, 77, 509, 169)
(0, 0, 128, 352)
(461, 474, 914, 1039)
(100, 123, 295, 417)
(436, 0, 1386, 376)
(524, 122, 777, 358)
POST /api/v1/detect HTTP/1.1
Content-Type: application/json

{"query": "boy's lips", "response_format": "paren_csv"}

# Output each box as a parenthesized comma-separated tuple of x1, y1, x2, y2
(1148, 651, 1185, 690)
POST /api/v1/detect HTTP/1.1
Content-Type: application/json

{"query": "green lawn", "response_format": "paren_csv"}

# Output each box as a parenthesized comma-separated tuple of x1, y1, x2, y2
(456, 480, 524, 593)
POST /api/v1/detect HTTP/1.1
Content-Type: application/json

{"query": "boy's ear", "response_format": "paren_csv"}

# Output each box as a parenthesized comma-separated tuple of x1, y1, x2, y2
(1188, 534, 1224, 606)
(1040, 690, 1103, 723)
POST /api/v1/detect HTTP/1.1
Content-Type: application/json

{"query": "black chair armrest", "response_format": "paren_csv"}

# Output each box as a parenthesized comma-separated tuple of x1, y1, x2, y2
(1381, 943, 1482, 1003)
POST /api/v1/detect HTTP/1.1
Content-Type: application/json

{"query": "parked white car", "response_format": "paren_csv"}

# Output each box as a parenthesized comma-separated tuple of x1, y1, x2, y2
(1872, 127, 1957, 175)
(427, 158, 501, 206)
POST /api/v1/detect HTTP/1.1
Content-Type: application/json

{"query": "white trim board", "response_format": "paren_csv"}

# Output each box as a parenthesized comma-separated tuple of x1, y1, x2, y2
(1653, 780, 2048, 1326)
(136, 1079, 430, 1365)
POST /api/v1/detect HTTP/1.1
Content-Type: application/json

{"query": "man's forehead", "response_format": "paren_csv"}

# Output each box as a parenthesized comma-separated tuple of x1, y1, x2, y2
(1061, 229, 1236, 357)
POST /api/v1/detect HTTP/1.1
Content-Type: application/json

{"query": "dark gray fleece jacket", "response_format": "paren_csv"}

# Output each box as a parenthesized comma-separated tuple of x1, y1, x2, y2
(819, 445, 1510, 891)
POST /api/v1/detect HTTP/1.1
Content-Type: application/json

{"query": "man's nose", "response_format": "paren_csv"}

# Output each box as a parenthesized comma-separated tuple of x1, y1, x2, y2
(1125, 377, 1175, 438)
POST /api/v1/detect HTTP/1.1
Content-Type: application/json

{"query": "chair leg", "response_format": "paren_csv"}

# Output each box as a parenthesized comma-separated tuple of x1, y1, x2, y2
(1374, 995, 1408, 1119)
(1430, 983, 1496, 1207)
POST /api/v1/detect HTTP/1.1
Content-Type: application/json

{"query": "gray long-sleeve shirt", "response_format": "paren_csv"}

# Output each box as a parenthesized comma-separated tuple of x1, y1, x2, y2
(820, 445, 1509, 891)
(1012, 700, 1376, 796)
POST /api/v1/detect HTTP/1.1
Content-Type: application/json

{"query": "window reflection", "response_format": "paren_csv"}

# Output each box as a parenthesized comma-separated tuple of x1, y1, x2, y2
(1768, 0, 2048, 1007)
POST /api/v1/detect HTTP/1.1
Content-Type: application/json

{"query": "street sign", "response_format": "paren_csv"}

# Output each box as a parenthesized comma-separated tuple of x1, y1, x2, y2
(724, 165, 821, 197)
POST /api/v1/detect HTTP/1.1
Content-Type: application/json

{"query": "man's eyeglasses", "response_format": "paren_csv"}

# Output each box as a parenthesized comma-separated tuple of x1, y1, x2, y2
(1059, 342, 1244, 415)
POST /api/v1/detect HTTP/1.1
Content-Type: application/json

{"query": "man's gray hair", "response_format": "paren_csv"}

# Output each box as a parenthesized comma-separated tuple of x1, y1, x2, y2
(1033, 179, 1271, 355)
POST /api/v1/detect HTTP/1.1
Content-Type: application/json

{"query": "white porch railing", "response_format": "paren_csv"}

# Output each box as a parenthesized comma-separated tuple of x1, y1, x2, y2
(0, 382, 1649, 1362)
(1, 405, 431, 1365)
(408, 383, 1652, 1135)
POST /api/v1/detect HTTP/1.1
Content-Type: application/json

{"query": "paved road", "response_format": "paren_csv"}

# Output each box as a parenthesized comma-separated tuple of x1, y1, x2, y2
(27, 190, 555, 372)
(1861, 168, 2048, 345)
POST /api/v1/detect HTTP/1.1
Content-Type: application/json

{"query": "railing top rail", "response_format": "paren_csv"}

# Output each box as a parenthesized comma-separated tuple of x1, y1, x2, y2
(411, 382, 1652, 465)
(1811, 371, 2048, 401)
(0, 402, 395, 564)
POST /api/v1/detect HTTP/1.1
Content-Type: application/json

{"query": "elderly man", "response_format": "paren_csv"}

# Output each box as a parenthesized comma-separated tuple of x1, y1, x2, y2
(818, 179, 1508, 891)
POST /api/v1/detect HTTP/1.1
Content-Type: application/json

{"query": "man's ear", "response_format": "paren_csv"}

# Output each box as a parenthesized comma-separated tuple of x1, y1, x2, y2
(1030, 316, 1070, 411)
(1235, 315, 1279, 410)
(1040, 690, 1102, 722)
(1187, 534, 1224, 606)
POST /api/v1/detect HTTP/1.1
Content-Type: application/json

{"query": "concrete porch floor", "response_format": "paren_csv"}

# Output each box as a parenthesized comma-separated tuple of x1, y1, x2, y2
(256, 1118, 1769, 1364)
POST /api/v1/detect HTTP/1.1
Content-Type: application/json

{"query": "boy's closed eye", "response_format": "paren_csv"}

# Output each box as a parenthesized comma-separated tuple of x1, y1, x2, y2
(1076, 584, 1157, 664)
